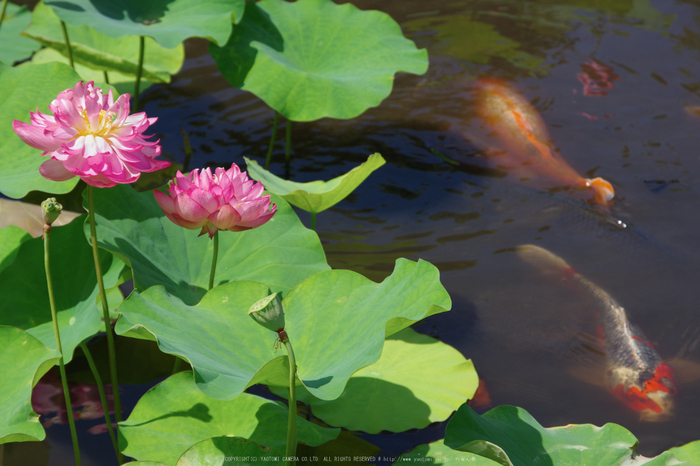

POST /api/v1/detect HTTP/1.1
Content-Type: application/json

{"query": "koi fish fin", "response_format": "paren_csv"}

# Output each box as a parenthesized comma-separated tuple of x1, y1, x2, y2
(667, 358, 700, 384)
(467, 378, 492, 410)
(585, 177, 615, 205)
(516, 244, 576, 275)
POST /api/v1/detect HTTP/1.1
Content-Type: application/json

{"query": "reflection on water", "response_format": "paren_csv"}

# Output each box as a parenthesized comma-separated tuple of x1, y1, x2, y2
(31, 0, 700, 462)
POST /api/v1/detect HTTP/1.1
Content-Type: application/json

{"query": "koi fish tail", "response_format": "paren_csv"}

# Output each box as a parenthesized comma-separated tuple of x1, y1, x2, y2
(586, 177, 615, 205)
(516, 244, 576, 276)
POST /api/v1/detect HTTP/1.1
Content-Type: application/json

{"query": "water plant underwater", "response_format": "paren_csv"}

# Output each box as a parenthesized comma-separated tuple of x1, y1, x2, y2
(1, 1, 700, 466)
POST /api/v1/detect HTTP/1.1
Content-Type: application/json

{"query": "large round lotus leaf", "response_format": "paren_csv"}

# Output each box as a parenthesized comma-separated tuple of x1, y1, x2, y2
(23, 2, 184, 85)
(209, 0, 428, 122)
(0, 217, 122, 363)
(27, 48, 157, 97)
(670, 441, 700, 463)
(284, 260, 450, 400)
(119, 371, 338, 466)
(0, 226, 31, 273)
(444, 404, 689, 466)
(84, 184, 329, 306)
(0, 3, 42, 65)
(399, 439, 500, 465)
(44, 0, 245, 49)
(177, 437, 283, 466)
(115, 259, 450, 401)
(0, 62, 85, 199)
(245, 154, 385, 214)
(287, 328, 478, 433)
(0, 326, 60, 444)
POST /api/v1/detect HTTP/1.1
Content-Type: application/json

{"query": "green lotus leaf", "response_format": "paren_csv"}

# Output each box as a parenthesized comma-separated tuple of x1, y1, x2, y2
(84, 184, 329, 305)
(210, 0, 428, 121)
(285, 259, 450, 400)
(177, 437, 284, 466)
(0, 3, 42, 65)
(399, 439, 500, 465)
(444, 404, 691, 466)
(0, 216, 122, 363)
(44, 0, 245, 49)
(119, 371, 338, 466)
(26, 48, 157, 97)
(281, 328, 478, 433)
(0, 62, 85, 199)
(0, 326, 61, 444)
(115, 259, 450, 401)
(23, 2, 184, 86)
(245, 154, 385, 214)
(670, 441, 700, 463)
(0, 226, 31, 273)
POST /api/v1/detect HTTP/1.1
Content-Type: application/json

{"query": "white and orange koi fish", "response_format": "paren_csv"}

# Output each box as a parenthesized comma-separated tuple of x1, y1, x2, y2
(473, 78, 615, 206)
(517, 244, 676, 421)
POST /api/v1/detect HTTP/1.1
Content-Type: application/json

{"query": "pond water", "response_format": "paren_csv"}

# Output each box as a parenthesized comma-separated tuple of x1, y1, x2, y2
(20, 0, 700, 463)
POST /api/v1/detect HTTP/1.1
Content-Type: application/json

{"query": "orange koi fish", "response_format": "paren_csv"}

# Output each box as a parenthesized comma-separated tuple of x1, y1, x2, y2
(474, 79, 615, 205)
(517, 245, 676, 421)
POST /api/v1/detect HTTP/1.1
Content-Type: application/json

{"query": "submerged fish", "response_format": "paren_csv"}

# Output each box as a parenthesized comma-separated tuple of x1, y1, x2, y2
(517, 244, 676, 421)
(473, 79, 615, 206)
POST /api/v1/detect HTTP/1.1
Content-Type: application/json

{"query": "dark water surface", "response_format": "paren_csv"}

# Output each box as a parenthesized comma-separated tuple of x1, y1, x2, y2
(25, 0, 700, 463)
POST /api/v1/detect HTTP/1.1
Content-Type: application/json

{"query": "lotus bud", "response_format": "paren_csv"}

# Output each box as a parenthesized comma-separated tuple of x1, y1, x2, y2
(248, 292, 285, 333)
(41, 198, 63, 225)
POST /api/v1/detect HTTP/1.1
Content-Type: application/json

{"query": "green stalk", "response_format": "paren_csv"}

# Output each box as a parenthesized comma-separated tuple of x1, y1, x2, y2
(44, 224, 81, 466)
(172, 357, 182, 374)
(0, 0, 9, 33)
(265, 111, 279, 170)
(79, 342, 122, 463)
(209, 231, 219, 290)
(310, 212, 316, 231)
(60, 20, 74, 69)
(285, 119, 292, 179)
(103, 71, 110, 85)
(87, 186, 123, 430)
(282, 336, 297, 466)
(133, 35, 145, 111)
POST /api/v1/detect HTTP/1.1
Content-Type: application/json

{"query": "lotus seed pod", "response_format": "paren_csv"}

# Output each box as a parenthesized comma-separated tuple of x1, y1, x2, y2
(248, 292, 285, 332)
(41, 197, 63, 225)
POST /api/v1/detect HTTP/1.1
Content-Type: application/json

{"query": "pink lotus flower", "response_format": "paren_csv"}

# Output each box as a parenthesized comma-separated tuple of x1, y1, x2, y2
(12, 81, 169, 188)
(154, 165, 277, 238)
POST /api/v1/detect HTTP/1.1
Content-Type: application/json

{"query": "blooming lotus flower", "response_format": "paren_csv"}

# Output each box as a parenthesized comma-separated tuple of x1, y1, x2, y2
(12, 81, 169, 188)
(154, 165, 277, 238)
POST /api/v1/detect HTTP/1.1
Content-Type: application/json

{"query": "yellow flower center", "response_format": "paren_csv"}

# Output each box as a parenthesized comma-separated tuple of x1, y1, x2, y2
(79, 109, 115, 138)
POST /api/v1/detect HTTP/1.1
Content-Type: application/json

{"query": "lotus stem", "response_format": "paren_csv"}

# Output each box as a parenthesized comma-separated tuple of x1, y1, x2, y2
(103, 71, 110, 84)
(282, 335, 297, 466)
(172, 357, 182, 374)
(209, 231, 219, 290)
(79, 342, 122, 463)
(43, 223, 81, 466)
(60, 21, 74, 69)
(265, 111, 279, 170)
(284, 119, 292, 179)
(87, 186, 123, 430)
(310, 212, 316, 231)
(0, 0, 9, 33)
(133, 35, 145, 111)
